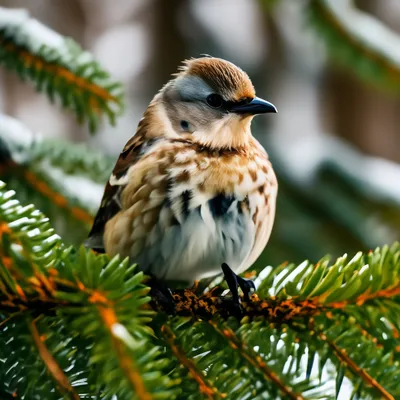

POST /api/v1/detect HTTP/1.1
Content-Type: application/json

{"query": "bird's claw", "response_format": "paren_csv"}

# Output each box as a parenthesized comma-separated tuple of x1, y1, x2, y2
(221, 263, 256, 308)
(221, 263, 240, 305)
(148, 278, 176, 314)
(237, 275, 256, 302)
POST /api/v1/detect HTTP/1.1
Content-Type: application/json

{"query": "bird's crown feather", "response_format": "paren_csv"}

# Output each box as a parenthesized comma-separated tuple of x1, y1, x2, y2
(175, 56, 256, 101)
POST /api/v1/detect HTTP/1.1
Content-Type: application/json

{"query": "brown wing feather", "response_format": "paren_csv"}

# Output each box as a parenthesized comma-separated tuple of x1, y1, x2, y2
(85, 134, 147, 251)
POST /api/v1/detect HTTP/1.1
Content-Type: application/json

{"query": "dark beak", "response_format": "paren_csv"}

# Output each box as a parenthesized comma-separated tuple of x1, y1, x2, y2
(231, 97, 277, 115)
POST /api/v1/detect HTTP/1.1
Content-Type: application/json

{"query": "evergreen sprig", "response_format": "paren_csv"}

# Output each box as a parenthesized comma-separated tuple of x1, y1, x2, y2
(30, 138, 114, 184)
(0, 181, 178, 399)
(1, 179, 400, 399)
(0, 7, 124, 132)
(0, 115, 107, 244)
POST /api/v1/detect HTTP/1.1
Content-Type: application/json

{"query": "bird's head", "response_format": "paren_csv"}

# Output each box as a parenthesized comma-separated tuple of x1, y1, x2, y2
(157, 56, 277, 150)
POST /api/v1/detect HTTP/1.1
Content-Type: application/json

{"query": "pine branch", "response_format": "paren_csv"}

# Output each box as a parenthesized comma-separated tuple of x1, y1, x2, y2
(96, 305, 153, 400)
(157, 243, 400, 323)
(28, 318, 80, 400)
(23, 169, 94, 223)
(0, 115, 113, 184)
(0, 181, 177, 399)
(0, 7, 123, 132)
(30, 138, 114, 185)
(308, 0, 400, 92)
(2, 178, 400, 398)
(318, 332, 394, 400)
(161, 324, 219, 399)
(3, 167, 94, 245)
(208, 320, 304, 400)
(159, 244, 400, 398)
(0, 115, 106, 243)
(310, 314, 399, 398)
(0, 113, 113, 187)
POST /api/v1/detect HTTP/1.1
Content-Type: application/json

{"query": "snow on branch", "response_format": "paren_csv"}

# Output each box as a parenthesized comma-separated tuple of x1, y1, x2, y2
(310, 0, 400, 92)
(0, 7, 124, 132)
(0, 114, 103, 223)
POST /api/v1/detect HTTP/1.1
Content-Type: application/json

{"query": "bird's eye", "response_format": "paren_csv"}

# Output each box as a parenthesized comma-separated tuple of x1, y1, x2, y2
(206, 94, 224, 109)
(180, 120, 190, 131)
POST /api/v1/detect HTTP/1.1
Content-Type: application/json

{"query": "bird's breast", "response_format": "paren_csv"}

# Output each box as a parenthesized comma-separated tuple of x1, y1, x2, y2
(104, 138, 277, 281)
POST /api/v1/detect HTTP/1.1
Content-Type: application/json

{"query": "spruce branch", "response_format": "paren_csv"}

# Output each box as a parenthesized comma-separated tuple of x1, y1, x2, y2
(96, 306, 153, 400)
(309, 0, 400, 92)
(318, 331, 394, 400)
(0, 180, 178, 399)
(208, 319, 305, 400)
(28, 318, 80, 400)
(30, 138, 114, 185)
(0, 7, 123, 132)
(1, 179, 400, 398)
(1, 162, 94, 243)
(310, 313, 399, 399)
(0, 115, 114, 184)
(157, 243, 400, 324)
(161, 323, 222, 400)
(0, 115, 106, 243)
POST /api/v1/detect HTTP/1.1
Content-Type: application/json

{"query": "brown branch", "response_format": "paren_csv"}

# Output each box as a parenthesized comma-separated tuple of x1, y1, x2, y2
(161, 324, 222, 399)
(324, 285, 400, 310)
(318, 332, 394, 400)
(167, 284, 400, 325)
(0, 162, 93, 225)
(209, 320, 304, 400)
(23, 170, 93, 225)
(4, 272, 400, 327)
(168, 289, 321, 321)
(0, 38, 119, 105)
(97, 305, 152, 400)
(0, 270, 115, 314)
(355, 286, 400, 305)
(29, 319, 80, 400)
(0, 312, 21, 328)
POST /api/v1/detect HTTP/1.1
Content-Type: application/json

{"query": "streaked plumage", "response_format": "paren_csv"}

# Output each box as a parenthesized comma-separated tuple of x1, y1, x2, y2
(86, 56, 278, 284)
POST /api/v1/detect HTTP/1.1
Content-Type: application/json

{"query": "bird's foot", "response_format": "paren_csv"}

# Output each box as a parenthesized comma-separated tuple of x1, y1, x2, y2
(221, 263, 240, 305)
(221, 263, 256, 307)
(147, 277, 176, 314)
(236, 275, 256, 302)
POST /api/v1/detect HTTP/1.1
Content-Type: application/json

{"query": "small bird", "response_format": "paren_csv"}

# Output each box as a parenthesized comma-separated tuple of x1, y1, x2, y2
(86, 56, 277, 303)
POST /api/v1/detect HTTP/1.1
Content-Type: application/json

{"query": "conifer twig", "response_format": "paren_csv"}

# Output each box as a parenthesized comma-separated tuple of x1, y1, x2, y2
(0, 7, 123, 131)
(29, 318, 80, 400)
(22, 169, 94, 225)
(98, 305, 152, 400)
(209, 320, 304, 400)
(319, 332, 394, 400)
(161, 324, 221, 399)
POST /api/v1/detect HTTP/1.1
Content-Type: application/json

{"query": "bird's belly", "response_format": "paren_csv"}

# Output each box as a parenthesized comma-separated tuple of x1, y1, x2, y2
(135, 205, 255, 283)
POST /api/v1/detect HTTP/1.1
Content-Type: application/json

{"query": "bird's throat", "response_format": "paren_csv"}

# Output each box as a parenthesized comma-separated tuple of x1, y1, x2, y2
(191, 115, 253, 151)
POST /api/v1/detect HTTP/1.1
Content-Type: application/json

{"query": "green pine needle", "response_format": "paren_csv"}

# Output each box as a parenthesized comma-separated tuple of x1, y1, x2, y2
(0, 8, 124, 133)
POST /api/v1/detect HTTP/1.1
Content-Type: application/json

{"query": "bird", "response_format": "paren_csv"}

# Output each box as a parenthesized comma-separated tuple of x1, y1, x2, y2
(85, 56, 278, 305)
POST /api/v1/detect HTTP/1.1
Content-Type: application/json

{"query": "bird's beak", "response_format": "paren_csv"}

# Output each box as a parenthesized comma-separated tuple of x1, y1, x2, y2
(231, 97, 277, 115)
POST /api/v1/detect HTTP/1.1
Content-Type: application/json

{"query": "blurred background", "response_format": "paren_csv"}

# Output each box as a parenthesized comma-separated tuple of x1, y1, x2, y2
(0, 0, 399, 268)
